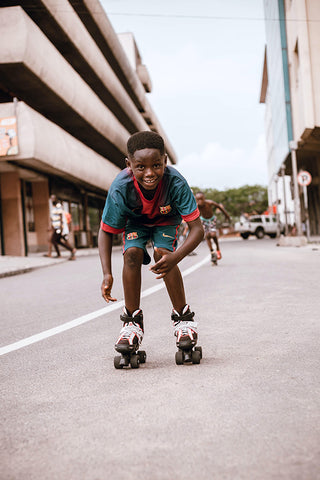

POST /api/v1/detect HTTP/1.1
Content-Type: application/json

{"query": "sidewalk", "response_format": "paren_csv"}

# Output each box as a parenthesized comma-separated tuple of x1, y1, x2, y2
(0, 248, 99, 279)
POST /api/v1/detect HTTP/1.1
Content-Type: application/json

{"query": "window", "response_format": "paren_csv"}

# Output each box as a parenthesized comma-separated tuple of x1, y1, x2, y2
(70, 202, 80, 231)
(25, 181, 35, 232)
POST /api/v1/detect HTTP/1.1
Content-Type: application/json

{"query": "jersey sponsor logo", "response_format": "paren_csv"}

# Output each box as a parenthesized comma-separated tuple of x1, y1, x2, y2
(127, 232, 138, 240)
(159, 205, 172, 215)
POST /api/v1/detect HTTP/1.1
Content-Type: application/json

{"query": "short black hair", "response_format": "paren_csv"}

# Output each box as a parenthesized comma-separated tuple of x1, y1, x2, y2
(127, 131, 165, 156)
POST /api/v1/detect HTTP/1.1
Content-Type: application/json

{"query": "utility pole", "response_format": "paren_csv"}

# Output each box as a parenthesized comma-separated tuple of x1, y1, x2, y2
(280, 164, 288, 235)
(289, 141, 302, 236)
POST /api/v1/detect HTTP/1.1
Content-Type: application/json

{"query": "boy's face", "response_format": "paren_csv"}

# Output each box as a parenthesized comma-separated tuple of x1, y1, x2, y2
(126, 148, 167, 191)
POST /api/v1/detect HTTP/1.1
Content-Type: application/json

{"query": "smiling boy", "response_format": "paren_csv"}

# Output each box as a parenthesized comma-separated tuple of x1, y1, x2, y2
(98, 131, 204, 366)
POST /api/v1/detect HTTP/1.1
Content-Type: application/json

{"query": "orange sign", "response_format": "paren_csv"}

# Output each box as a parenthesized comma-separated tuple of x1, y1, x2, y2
(0, 116, 19, 156)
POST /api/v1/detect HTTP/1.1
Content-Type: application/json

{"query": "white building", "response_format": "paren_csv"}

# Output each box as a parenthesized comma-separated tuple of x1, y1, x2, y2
(260, 0, 320, 235)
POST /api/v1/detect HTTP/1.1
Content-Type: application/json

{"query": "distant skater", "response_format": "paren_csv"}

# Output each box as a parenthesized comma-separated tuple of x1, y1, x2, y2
(195, 192, 230, 261)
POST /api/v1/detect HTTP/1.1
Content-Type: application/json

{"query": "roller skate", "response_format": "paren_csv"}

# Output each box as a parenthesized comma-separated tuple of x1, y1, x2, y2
(172, 305, 202, 365)
(211, 250, 218, 266)
(114, 308, 146, 369)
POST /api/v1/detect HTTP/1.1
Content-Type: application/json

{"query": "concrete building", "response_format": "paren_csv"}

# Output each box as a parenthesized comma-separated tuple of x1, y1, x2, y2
(0, 1, 177, 256)
(260, 0, 320, 235)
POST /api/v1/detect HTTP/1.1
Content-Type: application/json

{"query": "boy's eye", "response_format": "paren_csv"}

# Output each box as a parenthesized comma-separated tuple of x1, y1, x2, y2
(154, 163, 161, 168)
(136, 165, 144, 170)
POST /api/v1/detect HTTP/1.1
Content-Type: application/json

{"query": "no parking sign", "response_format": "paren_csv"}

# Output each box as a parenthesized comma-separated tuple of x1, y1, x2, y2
(297, 170, 312, 186)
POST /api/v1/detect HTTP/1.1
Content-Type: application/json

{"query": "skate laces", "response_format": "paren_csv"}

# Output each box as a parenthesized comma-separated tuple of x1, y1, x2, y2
(120, 322, 143, 338)
(174, 321, 198, 336)
(117, 322, 144, 347)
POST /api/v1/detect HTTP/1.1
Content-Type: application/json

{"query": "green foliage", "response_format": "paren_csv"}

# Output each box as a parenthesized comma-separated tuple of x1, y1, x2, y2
(192, 185, 268, 222)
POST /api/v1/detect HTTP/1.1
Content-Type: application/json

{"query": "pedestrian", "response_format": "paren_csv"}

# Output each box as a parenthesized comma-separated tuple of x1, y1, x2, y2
(195, 191, 231, 261)
(46, 195, 76, 260)
(98, 131, 204, 364)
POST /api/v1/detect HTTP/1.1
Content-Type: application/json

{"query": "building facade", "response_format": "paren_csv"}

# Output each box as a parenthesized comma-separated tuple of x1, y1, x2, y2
(0, 0, 177, 255)
(260, 0, 320, 235)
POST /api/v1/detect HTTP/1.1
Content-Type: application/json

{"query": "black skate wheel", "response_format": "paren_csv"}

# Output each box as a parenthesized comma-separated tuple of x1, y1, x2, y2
(114, 356, 124, 369)
(195, 346, 203, 359)
(175, 350, 184, 365)
(130, 354, 140, 369)
(138, 350, 147, 364)
(192, 349, 201, 364)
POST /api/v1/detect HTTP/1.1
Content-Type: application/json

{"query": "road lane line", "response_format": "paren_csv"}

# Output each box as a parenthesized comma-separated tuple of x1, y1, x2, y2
(0, 255, 210, 356)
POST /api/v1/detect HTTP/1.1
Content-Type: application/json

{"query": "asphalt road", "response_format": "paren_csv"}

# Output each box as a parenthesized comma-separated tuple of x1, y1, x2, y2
(1, 238, 320, 480)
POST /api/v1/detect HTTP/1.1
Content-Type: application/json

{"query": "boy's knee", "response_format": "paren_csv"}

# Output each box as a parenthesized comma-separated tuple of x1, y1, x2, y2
(153, 247, 170, 262)
(124, 247, 144, 268)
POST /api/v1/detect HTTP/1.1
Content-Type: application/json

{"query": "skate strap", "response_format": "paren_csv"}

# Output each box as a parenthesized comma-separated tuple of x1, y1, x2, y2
(172, 311, 194, 323)
(120, 308, 143, 323)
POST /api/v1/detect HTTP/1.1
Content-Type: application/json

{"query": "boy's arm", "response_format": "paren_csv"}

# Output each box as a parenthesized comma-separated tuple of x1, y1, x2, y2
(98, 228, 117, 302)
(150, 217, 204, 279)
(216, 203, 231, 221)
(174, 217, 204, 262)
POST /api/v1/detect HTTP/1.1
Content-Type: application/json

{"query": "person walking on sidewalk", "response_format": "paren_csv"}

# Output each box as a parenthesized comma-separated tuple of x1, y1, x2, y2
(195, 192, 230, 261)
(45, 195, 76, 260)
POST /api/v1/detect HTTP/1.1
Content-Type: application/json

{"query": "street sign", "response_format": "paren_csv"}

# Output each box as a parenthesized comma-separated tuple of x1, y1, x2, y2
(297, 170, 312, 187)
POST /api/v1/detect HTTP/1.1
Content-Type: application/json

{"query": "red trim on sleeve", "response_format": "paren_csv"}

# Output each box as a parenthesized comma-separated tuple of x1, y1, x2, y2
(181, 208, 200, 222)
(100, 220, 124, 234)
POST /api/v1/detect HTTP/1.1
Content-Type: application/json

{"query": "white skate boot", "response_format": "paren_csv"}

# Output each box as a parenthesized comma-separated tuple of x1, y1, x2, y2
(172, 305, 202, 365)
(114, 308, 146, 369)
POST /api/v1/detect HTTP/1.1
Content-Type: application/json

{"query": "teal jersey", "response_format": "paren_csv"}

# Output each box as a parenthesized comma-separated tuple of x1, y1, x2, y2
(101, 165, 199, 234)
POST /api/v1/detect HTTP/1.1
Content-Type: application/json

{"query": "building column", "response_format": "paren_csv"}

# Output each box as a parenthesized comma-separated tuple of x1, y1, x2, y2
(0, 171, 25, 256)
(32, 180, 50, 252)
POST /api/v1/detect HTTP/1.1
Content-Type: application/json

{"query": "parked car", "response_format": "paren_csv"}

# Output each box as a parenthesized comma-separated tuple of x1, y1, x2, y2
(235, 215, 284, 239)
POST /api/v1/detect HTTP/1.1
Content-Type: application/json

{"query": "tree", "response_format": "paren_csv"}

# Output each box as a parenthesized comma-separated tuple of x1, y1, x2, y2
(192, 185, 268, 222)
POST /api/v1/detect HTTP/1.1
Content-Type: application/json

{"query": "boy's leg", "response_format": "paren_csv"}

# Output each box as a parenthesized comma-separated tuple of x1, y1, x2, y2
(211, 232, 221, 259)
(152, 226, 198, 354)
(115, 246, 144, 355)
(122, 247, 144, 314)
(154, 247, 186, 314)
(205, 233, 213, 252)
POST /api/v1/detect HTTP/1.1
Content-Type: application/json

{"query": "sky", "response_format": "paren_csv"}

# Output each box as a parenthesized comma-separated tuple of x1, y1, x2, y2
(101, 0, 268, 190)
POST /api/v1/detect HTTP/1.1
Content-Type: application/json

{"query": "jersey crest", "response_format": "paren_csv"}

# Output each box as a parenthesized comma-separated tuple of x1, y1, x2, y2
(127, 232, 138, 240)
(159, 205, 172, 215)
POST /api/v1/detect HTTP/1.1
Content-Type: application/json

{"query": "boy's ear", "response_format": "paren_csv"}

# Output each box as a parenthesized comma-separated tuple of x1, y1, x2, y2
(125, 157, 131, 169)
(164, 154, 168, 165)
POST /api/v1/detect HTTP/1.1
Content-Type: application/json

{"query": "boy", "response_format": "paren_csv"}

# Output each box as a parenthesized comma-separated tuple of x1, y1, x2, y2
(98, 131, 204, 364)
(195, 192, 230, 261)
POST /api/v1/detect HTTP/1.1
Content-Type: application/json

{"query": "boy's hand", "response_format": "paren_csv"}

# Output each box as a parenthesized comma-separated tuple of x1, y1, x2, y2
(101, 274, 117, 302)
(149, 247, 177, 279)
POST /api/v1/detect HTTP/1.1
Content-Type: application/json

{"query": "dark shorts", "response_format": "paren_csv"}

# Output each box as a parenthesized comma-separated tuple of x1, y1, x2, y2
(123, 224, 180, 265)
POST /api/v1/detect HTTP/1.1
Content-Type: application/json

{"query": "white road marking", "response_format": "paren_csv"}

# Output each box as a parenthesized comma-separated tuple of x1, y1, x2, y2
(0, 255, 210, 356)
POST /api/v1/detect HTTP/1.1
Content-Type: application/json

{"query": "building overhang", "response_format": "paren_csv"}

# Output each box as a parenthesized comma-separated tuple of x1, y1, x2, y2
(0, 102, 121, 193)
(0, 3, 177, 165)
